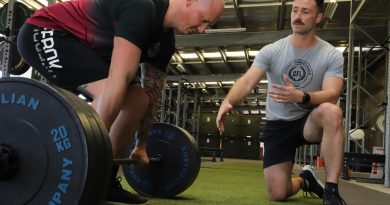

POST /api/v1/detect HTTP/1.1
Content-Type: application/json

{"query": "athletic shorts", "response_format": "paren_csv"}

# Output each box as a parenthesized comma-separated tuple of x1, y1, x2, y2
(261, 113, 317, 169)
(17, 23, 111, 92)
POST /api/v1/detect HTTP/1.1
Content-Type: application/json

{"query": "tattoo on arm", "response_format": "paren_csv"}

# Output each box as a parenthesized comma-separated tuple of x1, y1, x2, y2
(136, 63, 166, 143)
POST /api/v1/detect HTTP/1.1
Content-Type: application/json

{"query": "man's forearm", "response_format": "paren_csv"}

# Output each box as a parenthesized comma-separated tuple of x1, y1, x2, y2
(224, 77, 253, 106)
(307, 90, 340, 106)
(135, 63, 166, 144)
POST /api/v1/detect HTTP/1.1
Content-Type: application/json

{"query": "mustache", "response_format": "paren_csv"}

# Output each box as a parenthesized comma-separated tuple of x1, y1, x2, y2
(293, 19, 304, 25)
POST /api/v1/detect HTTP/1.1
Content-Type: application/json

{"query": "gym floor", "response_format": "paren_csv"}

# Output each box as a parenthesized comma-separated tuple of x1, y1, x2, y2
(109, 158, 390, 205)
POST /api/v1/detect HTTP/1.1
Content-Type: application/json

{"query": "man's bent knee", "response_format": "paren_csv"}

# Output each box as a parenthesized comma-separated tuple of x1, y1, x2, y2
(316, 103, 343, 124)
(266, 185, 290, 202)
(267, 189, 289, 202)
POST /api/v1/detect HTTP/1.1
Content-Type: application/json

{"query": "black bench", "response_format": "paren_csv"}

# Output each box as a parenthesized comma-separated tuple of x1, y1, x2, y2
(342, 152, 385, 183)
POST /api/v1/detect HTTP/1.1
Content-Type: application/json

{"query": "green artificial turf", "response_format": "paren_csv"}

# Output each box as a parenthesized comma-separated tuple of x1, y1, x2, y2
(120, 160, 321, 205)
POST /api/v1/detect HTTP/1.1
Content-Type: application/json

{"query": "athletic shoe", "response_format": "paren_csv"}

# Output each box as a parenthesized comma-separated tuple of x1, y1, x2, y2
(299, 165, 325, 198)
(323, 191, 347, 205)
(106, 177, 149, 205)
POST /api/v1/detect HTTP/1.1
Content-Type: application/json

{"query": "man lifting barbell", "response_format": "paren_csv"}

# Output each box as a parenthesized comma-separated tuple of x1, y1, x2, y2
(16, 0, 224, 204)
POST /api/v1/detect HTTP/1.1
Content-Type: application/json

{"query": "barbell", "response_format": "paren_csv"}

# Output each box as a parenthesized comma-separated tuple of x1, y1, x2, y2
(0, 77, 201, 205)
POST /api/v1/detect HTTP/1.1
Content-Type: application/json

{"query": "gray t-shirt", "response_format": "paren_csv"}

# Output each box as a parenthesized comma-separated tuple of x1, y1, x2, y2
(252, 35, 344, 120)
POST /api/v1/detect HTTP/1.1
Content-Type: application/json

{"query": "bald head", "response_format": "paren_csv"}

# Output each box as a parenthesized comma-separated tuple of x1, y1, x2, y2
(166, 0, 225, 34)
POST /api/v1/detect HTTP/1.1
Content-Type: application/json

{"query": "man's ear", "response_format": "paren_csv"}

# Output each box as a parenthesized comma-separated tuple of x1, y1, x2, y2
(316, 12, 323, 24)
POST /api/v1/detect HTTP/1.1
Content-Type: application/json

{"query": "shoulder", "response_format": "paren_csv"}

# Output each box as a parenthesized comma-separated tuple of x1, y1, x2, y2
(317, 37, 343, 57)
(260, 36, 289, 54)
(317, 37, 340, 53)
(267, 36, 289, 50)
(117, 0, 156, 14)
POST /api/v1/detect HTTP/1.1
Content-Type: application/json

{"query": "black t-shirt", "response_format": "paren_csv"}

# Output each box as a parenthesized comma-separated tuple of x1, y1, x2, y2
(27, 0, 175, 72)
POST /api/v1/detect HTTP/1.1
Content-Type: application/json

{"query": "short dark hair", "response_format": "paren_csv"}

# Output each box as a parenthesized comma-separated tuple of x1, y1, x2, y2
(315, 0, 324, 12)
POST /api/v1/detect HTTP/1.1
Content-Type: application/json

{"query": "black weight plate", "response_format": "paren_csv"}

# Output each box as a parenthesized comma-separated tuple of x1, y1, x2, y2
(59, 90, 112, 204)
(0, 2, 33, 34)
(0, 41, 31, 75)
(175, 126, 201, 188)
(0, 77, 90, 205)
(122, 123, 201, 198)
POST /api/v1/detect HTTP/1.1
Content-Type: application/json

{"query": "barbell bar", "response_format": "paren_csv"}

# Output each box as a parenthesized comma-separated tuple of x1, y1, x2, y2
(112, 156, 161, 165)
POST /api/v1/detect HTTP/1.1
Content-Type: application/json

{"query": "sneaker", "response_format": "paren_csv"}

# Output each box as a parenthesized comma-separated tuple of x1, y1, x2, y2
(106, 177, 149, 205)
(323, 192, 347, 205)
(299, 165, 325, 198)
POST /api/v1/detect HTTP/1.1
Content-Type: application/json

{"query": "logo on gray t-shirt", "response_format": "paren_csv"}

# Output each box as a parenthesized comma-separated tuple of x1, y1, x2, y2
(281, 59, 313, 88)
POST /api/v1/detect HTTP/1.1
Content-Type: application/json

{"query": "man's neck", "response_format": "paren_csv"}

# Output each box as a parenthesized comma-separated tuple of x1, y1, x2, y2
(163, 0, 176, 31)
(290, 33, 317, 49)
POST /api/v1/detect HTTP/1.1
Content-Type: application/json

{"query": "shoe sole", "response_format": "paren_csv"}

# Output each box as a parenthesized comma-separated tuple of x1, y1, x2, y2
(302, 166, 324, 189)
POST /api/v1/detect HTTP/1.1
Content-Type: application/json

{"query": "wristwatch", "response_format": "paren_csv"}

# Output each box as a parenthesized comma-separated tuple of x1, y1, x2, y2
(302, 92, 311, 104)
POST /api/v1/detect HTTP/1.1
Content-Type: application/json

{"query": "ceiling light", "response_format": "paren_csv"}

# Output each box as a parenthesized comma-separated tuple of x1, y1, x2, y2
(180, 53, 198, 59)
(260, 80, 268, 84)
(205, 27, 246, 34)
(250, 110, 259, 114)
(36, 0, 48, 6)
(249, 51, 259, 56)
(203, 52, 222, 58)
(222, 81, 235, 85)
(226, 51, 245, 57)
(205, 82, 218, 85)
(335, 47, 383, 52)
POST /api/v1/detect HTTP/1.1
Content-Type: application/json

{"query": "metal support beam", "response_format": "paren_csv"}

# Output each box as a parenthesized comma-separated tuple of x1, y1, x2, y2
(232, 0, 245, 28)
(243, 45, 251, 67)
(191, 88, 198, 136)
(167, 89, 173, 123)
(173, 52, 191, 74)
(181, 93, 188, 128)
(1, 0, 16, 77)
(355, 24, 388, 50)
(277, 0, 287, 31)
(160, 79, 167, 122)
(356, 44, 362, 128)
(350, 0, 367, 24)
(175, 80, 182, 126)
(218, 47, 233, 72)
(345, 4, 355, 152)
(196, 104, 201, 142)
(175, 26, 387, 48)
(224, 0, 350, 9)
(193, 47, 213, 73)
(384, 20, 390, 188)
(166, 73, 243, 82)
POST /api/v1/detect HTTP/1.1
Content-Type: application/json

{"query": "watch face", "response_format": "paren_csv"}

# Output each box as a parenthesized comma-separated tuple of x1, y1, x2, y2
(303, 93, 310, 104)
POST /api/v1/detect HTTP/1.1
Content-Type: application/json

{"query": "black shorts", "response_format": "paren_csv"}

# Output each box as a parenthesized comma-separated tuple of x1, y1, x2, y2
(17, 23, 111, 92)
(261, 113, 316, 169)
